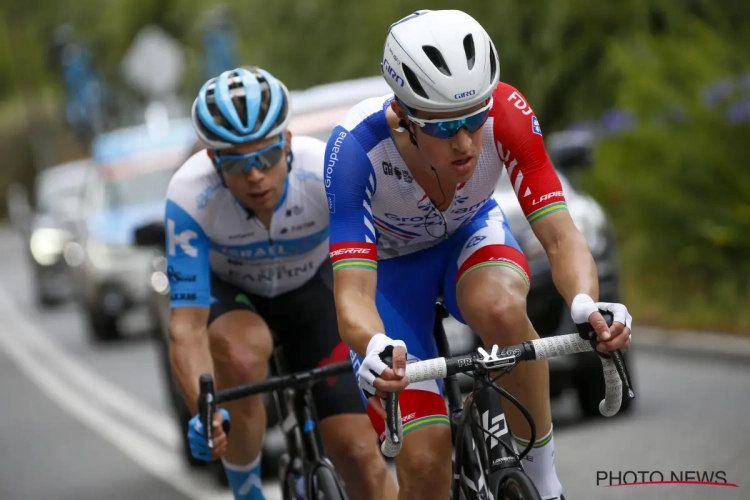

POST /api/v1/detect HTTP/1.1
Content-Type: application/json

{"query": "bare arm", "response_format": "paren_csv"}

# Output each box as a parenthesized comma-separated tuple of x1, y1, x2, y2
(333, 268, 384, 358)
(168, 306, 213, 415)
(532, 210, 599, 305)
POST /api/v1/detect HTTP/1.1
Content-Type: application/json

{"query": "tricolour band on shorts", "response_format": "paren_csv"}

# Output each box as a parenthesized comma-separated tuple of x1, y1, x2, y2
(456, 244, 531, 288)
(365, 388, 449, 443)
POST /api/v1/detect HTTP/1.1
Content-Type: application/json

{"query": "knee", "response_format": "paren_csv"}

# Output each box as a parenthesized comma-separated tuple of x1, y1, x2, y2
(210, 321, 273, 387)
(485, 286, 537, 343)
(397, 425, 452, 493)
(322, 417, 387, 480)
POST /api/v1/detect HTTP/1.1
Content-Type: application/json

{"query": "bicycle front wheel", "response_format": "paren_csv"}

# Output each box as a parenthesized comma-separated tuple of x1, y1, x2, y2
(495, 469, 542, 500)
(310, 466, 348, 500)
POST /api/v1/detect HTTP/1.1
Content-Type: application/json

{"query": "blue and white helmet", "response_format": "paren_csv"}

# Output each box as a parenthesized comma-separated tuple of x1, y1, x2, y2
(191, 67, 291, 149)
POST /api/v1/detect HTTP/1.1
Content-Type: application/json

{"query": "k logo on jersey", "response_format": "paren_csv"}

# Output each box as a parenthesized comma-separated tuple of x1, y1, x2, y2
(167, 219, 198, 257)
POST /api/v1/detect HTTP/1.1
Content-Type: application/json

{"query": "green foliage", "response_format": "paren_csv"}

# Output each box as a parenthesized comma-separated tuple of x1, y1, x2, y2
(0, 1, 748, 330)
(583, 16, 750, 331)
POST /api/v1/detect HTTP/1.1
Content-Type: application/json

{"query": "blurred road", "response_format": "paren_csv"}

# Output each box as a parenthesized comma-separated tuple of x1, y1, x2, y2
(0, 224, 747, 500)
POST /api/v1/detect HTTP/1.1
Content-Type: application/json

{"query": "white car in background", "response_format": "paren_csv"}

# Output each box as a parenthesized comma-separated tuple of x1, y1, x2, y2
(69, 119, 196, 342)
(7, 158, 94, 306)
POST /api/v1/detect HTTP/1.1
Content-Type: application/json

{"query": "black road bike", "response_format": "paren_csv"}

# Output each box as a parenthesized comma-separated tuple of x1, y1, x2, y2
(199, 342, 352, 500)
(379, 303, 634, 500)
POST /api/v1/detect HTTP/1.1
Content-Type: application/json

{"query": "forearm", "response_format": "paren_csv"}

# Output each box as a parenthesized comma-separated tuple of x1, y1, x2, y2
(169, 322, 214, 415)
(547, 230, 600, 305)
(335, 290, 385, 358)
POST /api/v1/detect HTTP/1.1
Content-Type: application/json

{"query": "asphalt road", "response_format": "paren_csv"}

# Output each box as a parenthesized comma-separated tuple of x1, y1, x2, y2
(0, 225, 748, 500)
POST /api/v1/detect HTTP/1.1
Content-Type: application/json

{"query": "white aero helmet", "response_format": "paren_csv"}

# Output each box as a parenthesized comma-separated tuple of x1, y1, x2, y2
(381, 10, 500, 112)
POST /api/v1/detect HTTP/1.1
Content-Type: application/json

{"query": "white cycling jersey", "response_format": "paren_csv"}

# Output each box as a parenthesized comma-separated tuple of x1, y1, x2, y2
(164, 136, 330, 305)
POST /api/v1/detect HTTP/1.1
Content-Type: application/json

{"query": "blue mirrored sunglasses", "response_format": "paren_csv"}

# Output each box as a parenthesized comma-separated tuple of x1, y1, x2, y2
(406, 99, 493, 139)
(213, 135, 286, 174)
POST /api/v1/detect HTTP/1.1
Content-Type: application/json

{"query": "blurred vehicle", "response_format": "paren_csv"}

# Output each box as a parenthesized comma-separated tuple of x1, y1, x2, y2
(68, 119, 196, 342)
(134, 75, 629, 479)
(6, 159, 93, 306)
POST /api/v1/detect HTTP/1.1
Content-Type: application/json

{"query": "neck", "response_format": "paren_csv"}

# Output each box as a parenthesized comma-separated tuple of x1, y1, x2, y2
(387, 108, 455, 210)
(255, 209, 274, 229)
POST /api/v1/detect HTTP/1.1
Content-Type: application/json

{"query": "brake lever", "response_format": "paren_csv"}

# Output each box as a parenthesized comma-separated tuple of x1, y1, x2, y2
(579, 311, 635, 402)
(380, 348, 401, 448)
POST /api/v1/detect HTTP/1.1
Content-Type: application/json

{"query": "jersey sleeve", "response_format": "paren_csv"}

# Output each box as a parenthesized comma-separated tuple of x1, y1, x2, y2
(491, 83, 568, 225)
(324, 125, 378, 272)
(164, 182, 212, 307)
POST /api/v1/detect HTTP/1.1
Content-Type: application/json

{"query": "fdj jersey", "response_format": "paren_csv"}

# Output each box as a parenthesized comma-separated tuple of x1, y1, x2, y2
(324, 82, 568, 267)
(165, 136, 330, 306)
(324, 82, 571, 442)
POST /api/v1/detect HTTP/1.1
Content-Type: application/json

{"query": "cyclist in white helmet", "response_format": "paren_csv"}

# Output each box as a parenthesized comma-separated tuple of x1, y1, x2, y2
(166, 66, 397, 500)
(325, 10, 632, 500)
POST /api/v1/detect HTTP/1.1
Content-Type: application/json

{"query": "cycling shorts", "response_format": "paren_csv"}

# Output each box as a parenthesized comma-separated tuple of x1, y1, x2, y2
(208, 259, 365, 420)
(351, 202, 530, 441)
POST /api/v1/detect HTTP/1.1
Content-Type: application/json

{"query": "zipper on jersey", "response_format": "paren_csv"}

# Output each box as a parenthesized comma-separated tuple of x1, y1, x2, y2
(251, 216, 274, 247)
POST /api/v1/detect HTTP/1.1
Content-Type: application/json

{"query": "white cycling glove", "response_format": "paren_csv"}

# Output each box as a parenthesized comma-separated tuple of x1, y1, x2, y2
(358, 334, 407, 399)
(571, 293, 633, 340)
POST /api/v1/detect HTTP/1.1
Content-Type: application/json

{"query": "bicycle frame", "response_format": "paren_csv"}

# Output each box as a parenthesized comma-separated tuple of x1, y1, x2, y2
(433, 309, 491, 498)
(270, 343, 341, 497)
(433, 304, 536, 499)
(199, 345, 351, 499)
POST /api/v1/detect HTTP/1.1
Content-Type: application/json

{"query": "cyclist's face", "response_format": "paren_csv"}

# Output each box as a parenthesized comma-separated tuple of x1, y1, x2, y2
(397, 102, 488, 185)
(214, 130, 291, 213)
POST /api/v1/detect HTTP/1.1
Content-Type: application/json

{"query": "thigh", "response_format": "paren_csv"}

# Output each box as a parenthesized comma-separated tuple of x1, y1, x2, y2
(258, 260, 366, 420)
(353, 245, 453, 441)
(207, 272, 260, 327)
(442, 202, 530, 324)
(206, 274, 274, 385)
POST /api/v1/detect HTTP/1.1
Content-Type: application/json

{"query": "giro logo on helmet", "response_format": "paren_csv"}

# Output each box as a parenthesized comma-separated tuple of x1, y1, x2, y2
(382, 59, 405, 88)
(454, 90, 476, 100)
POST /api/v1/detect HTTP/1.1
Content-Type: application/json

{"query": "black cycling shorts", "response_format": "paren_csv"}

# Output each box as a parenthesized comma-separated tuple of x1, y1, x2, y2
(207, 259, 364, 420)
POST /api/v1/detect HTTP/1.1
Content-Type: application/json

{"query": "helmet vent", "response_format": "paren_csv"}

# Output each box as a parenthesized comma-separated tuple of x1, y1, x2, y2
(422, 45, 452, 76)
(463, 35, 476, 70)
(488, 43, 497, 81)
(206, 68, 278, 135)
(401, 64, 430, 99)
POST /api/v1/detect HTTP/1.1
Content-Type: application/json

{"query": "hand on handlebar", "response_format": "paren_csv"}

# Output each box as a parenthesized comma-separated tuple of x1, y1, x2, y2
(188, 408, 230, 461)
(358, 334, 409, 420)
(571, 294, 633, 354)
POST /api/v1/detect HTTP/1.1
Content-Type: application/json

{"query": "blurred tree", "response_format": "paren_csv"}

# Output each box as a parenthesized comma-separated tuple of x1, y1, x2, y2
(583, 14, 750, 330)
(0, 0, 749, 333)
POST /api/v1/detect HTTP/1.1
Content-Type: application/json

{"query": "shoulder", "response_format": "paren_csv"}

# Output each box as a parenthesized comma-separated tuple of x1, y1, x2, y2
(330, 95, 393, 153)
(291, 135, 326, 166)
(490, 82, 544, 144)
(167, 150, 223, 215)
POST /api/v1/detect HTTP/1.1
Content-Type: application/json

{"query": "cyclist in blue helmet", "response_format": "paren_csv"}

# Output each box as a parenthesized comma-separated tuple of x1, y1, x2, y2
(167, 67, 397, 500)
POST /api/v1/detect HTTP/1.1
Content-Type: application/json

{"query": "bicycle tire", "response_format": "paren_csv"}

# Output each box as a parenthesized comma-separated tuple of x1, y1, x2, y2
(310, 466, 347, 500)
(494, 469, 542, 500)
